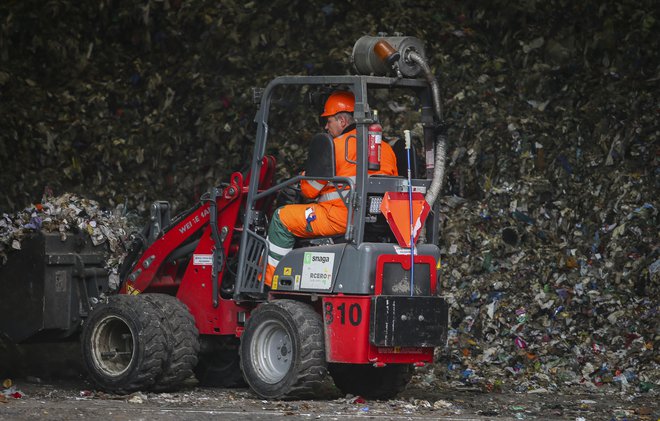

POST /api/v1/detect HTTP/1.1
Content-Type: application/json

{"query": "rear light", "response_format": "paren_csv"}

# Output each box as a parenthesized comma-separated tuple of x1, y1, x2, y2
(382, 261, 431, 296)
(368, 195, 383, 214)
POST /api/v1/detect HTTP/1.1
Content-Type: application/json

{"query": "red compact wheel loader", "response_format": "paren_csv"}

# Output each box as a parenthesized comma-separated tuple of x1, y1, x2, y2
(0, 36, 449, 400)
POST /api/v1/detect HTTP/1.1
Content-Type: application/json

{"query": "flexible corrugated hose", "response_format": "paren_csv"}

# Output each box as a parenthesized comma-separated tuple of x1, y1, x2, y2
(407, 51, 447, 208)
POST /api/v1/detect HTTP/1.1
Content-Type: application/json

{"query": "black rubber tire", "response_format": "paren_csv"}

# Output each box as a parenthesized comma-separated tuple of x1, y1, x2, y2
(239, 300, 326, 399)
(329, 363, 413, 400)
(81, 295, 167, 394)
(194, 349, 247, 388)
(141, 294, 200, 392)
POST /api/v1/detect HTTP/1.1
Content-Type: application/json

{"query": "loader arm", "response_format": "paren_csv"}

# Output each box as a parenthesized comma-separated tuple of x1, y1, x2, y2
(119, 156, 276, 297)
(119, 172, 244, 296)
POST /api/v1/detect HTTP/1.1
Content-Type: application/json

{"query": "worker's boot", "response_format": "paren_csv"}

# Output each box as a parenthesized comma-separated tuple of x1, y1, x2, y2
(256, 253, 276, 288)
(263, 263, 276, 287)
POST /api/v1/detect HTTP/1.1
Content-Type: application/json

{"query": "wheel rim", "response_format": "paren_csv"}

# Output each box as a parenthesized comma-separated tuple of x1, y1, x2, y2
(250, 319, 293, 384)
(90, 314, 135, 377)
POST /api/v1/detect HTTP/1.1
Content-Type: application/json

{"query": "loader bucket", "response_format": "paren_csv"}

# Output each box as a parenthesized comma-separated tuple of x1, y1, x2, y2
(0, 232, 110, 343)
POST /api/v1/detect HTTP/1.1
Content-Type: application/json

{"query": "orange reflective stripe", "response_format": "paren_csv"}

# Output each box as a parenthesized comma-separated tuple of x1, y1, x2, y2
(306, 179, 325, 191)
(319, 192, 341, 202)
(301, 179, 327, 199)
(318, 190, 349, 202)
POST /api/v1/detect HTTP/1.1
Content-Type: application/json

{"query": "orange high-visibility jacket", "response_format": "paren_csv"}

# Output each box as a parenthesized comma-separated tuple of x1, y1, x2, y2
(301, 127, 397, 202)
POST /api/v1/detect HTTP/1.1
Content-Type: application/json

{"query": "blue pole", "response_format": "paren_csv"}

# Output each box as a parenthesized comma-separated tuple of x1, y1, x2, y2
(404, 130, 415, 297)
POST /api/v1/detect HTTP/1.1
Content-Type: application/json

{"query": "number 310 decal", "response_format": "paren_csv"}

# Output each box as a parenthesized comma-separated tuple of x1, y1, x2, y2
(324, 302, 362, 326)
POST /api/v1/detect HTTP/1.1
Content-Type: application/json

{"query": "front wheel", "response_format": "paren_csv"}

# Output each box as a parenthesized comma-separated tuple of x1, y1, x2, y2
(141, 294, 200, 391)
(81, 295, 167, 393)
(239, 300, 326, 399)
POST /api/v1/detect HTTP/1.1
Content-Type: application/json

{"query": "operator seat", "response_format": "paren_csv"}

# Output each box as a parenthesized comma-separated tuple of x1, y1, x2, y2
(305, 133, 336, 178)
(294, 133, 347, 246)
(390, 137, 418, 179)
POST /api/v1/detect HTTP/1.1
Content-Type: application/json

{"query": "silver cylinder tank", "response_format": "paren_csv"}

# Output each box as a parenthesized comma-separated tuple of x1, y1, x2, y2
(351, 35, 426, 78)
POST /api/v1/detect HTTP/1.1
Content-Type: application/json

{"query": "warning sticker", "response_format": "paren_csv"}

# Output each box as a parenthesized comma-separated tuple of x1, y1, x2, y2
(301, 252, 334, 290)
(193, 254, 213, 265)
(125, 283, 141, 295)
(394, 246, 415, 255)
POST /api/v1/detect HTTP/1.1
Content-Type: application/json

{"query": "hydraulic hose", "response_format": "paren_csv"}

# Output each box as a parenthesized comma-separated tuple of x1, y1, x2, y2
(407, 51, 447, 208)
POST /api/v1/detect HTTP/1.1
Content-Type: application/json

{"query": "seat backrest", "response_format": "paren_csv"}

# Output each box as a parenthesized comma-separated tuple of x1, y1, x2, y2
(391, 138, 418, 178)
(306, 133, 336, 178)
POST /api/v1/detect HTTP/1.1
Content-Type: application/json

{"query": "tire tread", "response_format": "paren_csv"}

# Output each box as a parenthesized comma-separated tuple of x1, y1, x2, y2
(240, 299, 326, 399)
(142, 294, 200, 392)
(81, 295, 168, 394)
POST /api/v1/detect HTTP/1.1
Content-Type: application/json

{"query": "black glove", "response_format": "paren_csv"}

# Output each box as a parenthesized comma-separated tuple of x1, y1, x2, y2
(276, 184, 301, 207)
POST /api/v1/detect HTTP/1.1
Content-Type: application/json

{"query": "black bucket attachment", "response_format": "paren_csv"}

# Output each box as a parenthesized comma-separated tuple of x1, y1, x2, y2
(0, 232, 110, 343)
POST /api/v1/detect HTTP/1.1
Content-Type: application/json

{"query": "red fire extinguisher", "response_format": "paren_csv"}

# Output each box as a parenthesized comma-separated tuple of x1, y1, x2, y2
(368, 111, 382, 171)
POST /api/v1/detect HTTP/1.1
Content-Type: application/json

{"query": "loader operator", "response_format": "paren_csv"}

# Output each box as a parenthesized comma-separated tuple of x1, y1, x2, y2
(263, 91, 398, 286)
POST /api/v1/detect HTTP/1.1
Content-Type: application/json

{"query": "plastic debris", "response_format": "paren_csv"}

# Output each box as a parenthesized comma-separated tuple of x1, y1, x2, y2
(79, 390, 93, 398)
(0, 193, 140, 278)
(127, 392, 147, 404)
(1, 377, 23, 399)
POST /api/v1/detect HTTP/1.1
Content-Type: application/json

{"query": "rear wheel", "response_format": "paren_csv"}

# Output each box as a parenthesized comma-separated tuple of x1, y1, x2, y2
(81, 295, 167, 393)
(329, 363, 413, 400)
(239, 300, 326, 399)
(142, 294, 200, 391)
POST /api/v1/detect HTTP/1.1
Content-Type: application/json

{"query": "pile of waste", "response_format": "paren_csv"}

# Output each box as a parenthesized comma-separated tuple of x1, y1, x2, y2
(0, 0, 657, 397)
(0, 193, 138, 271)
(435, 184, 658, 394)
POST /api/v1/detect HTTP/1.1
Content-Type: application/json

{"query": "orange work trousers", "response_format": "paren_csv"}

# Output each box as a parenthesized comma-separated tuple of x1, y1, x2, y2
(263, 199, 347, 286)
(278, 200, 348, 238)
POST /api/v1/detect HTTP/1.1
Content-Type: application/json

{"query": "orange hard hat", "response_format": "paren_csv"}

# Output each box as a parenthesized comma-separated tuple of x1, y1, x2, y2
(320, 91, 355, 117)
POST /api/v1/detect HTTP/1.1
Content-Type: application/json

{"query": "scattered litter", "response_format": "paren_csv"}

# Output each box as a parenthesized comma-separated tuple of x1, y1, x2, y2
(127, 391, 147, 404)
(433, 399, 453, 409)
(79, 390, 94, 398)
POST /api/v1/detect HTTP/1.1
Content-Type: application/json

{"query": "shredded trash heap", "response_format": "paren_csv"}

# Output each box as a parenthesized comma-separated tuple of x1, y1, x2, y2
(0, 0, 657, 396)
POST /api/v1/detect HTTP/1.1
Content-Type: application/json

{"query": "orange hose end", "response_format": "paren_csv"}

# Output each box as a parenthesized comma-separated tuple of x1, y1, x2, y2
(374, 39, 398, 62)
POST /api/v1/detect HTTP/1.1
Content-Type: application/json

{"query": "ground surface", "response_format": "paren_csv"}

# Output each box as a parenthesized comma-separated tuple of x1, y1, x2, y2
(0, 342, 657, 421)
(1, 377, 658, 421)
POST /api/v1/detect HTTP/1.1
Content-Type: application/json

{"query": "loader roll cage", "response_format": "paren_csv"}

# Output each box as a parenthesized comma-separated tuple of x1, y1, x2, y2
(234, 75, 441, 299)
